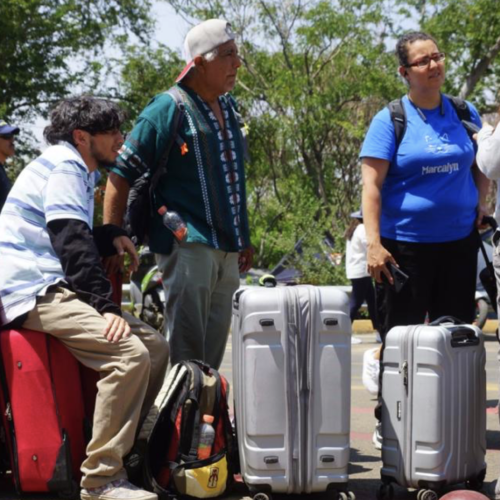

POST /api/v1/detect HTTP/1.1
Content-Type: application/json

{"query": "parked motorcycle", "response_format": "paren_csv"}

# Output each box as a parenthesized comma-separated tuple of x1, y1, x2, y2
(128, 247, 165, 333)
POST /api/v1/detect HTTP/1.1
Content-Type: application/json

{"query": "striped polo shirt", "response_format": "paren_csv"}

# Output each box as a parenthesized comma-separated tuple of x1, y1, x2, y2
(0, 142, 98, 325)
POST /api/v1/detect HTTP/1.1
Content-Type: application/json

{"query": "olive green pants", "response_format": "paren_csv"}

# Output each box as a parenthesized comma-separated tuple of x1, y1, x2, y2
(156, 242, 239, 370)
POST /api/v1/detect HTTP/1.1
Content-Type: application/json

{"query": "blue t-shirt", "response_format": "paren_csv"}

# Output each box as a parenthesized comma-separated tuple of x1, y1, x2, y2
(360, 95, 482, 243)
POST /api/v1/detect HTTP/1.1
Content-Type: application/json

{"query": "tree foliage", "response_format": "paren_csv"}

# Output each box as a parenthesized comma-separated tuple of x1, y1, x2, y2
(0, 0, 153, 121)
(153, 0, 500, 282)
(5, 0, 500, 284)
(157, 0, 403, 281)
(117, 45, 184, 130)
(395, 0, 500, 105)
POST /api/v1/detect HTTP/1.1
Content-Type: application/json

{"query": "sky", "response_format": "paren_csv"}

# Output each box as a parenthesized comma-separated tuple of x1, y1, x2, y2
(153, 2, 189, 51)
(29, 2, 189, 148)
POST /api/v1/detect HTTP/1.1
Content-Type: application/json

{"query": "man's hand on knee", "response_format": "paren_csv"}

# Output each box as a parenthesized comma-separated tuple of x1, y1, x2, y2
(103, 313, 131, 343)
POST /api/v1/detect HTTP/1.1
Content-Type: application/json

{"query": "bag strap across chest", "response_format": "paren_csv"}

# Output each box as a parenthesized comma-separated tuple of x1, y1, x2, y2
(387, 94, 473, 150)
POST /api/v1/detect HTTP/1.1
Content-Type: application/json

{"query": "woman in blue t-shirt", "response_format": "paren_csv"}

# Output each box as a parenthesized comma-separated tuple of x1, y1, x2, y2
(360, 31, 488, 332)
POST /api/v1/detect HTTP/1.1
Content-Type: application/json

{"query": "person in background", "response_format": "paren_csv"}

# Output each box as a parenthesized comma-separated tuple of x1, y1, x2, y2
(345, 209, 382, 395)
(103, 19, 252, 370)
(344, 209, 381, 339)
(476, 113, 500, 500)
(360, 31, 487, 450)
(0, 120, 20, 213)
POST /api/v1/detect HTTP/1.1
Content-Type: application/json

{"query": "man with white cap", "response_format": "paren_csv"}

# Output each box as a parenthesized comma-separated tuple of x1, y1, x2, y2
(104, 19, 253, 370)
(0, 119, 20, 213)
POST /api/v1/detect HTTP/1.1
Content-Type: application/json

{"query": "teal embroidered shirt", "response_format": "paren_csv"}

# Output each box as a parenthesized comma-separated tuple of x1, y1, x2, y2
(112, 84, 250, 255)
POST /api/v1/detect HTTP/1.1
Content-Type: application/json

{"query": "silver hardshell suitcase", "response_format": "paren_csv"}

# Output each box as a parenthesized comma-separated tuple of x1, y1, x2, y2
(232, 285, 354, 500)
(379, 318, 486, 500)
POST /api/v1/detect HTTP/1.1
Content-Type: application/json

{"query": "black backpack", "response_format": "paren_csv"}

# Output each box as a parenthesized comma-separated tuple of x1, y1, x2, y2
(141, 360, 237, 499)
(387, 94, 473, 149)
(124, 86, 186, 246)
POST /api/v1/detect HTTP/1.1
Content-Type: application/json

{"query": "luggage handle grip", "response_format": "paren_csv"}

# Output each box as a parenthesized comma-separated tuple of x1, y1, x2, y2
(260, 319, 274, 327)
(450, 327, 480, 347)
(233, 289, 246, 310)
(481, 215, 498, 230)
(323, 318, 338, 326)
(429, 315, 465, 326)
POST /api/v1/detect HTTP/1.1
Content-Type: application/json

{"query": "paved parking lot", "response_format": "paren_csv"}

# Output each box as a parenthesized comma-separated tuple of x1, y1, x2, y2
(1, 321, 499, 500)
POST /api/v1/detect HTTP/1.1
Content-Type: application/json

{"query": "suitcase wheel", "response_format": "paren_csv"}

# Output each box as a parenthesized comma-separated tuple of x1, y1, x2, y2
(57, 480, 80, 500)
(253, 494, 271, 500)
(376, 483, 394, 500)
(466, 468, 486, 491)
(338, 491, 355, 500)
(416, 489, 438, 500)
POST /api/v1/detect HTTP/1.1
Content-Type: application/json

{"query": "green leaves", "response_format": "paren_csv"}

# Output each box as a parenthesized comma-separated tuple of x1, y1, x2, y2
(6, 0, 500, 283)
(395, 0, 500, 103)
(0, 0, 153, 121)
(187, 0, 398, 281)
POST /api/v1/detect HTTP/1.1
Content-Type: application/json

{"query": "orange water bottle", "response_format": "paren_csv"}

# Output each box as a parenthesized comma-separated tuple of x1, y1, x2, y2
(157, 205, 188, 242)
(198, 414, 215, 460)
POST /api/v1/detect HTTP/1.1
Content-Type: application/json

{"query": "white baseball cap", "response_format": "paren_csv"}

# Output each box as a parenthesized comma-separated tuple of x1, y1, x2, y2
(176, 19, 235, 83)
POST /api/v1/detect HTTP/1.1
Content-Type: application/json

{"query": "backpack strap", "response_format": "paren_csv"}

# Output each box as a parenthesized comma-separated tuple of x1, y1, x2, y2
(445, 94, 471, 122)
(180, 361, 204, 461)
(387, 98, 406, 149)
(445, 94, 475, 141)
(211, 370, 222, 421)
(148, 86, 186, 215)
(387, 94, 474, 150)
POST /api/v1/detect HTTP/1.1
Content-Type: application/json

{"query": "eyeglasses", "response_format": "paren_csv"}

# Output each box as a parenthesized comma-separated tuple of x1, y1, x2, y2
(218, 47, 240, 58)
(406, 52, 446, 68)
(0, 134, 15, 140)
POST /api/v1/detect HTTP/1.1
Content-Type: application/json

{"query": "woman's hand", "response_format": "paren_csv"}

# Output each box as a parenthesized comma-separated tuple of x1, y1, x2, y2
(476, 204, 490, 229)
(367, 241, 397, 284)
(361, 157, 393, 284)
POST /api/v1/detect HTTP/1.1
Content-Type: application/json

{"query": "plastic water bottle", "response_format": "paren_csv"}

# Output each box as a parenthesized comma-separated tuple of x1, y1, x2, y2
(157, 205, 188, 242)
(198, 414, 215, 460)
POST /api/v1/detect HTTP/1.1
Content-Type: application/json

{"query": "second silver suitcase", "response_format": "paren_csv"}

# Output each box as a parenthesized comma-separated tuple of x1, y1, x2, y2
(379, 318, 486, 500)
(232, 285, 354, 500)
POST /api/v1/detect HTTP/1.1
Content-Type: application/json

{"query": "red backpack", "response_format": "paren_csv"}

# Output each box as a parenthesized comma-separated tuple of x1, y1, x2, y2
(141, 360, 237, 499)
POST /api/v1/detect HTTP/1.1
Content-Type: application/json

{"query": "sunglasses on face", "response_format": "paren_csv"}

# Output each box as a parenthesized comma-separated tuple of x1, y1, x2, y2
(406, 52, 446, 68)
(0, 134, 15, 140)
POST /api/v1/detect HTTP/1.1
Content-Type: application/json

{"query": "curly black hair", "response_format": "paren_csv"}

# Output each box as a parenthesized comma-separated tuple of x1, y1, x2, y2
(396, 32, 439, 67)
(44, 96, 126, 146)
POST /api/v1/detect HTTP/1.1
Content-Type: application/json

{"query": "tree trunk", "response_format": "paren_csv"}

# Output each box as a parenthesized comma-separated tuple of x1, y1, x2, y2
(459, 35, 500, 99)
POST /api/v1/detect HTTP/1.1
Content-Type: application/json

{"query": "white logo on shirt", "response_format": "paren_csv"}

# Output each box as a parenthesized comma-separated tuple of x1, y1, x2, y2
(422, 162, 459, 175)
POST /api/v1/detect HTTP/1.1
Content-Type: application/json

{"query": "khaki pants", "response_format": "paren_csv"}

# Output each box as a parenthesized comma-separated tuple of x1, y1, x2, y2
(156, 242, 239, 370)
(22, 287, 169, 489)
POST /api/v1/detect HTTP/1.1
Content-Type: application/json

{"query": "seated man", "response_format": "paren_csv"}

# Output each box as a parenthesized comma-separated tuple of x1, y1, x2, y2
(0, 96, 168, 500)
